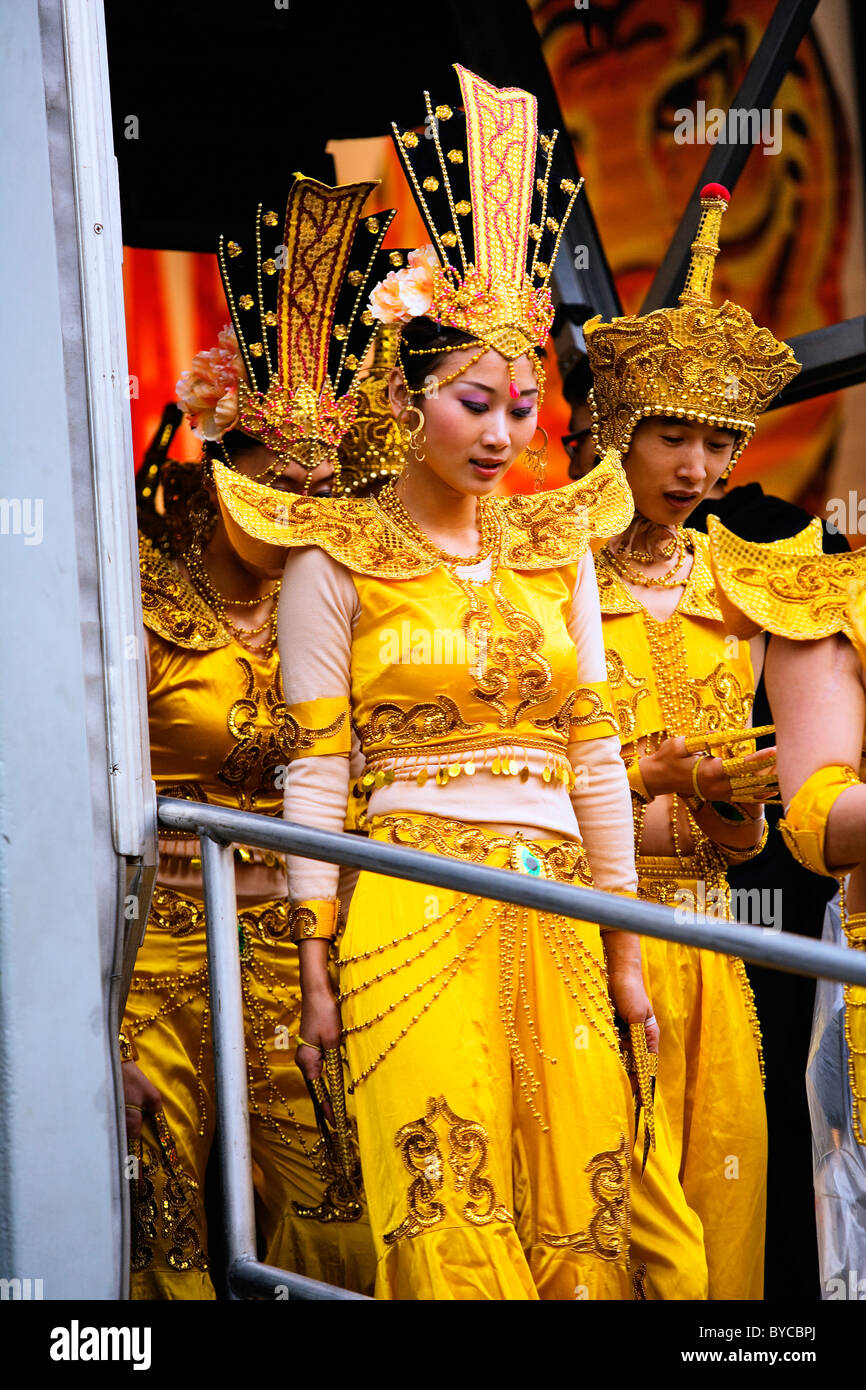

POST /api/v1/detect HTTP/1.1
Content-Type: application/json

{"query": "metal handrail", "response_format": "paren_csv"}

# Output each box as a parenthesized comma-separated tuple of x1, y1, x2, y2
(157, 794, 866, 1301)
(159, 798, 866, 985)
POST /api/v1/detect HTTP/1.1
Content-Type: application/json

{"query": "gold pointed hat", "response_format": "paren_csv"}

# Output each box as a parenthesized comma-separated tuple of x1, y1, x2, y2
(584, 184, 801, 474)
(370, 65, 584, 399)
(176, 174, 399, 491)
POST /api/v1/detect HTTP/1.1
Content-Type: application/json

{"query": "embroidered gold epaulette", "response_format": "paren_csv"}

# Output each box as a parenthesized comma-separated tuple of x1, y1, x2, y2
(498, 450, 634, 569)
(707, 516, 866, 640)
(594, 528, 721, 620)
(214, 461, 431, 578)
(139, 533, 229, 650)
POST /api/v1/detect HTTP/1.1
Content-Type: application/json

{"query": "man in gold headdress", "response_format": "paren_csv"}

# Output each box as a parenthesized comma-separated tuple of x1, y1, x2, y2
(584, 183, 801, 1298)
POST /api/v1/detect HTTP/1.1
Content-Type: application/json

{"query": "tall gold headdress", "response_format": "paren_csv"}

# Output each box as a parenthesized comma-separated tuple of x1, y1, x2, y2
(175, 174, 399, 492)
(584, 184, 801, 477)
(369, 65, 584, 401)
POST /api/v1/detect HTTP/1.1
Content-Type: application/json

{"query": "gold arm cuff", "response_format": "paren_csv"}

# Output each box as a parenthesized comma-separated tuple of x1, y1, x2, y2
(280, 697, 351, 760)
(714, 820, 769, 863)
(289, 899, 341, 943)
(119, 1030, 138, 1064)
(778, 764, 862, 878)
(568, 679, 619, 742)
(627, 759, 651, 802)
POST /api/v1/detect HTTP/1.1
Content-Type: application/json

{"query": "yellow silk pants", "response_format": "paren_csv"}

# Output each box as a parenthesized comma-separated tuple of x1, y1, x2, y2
(340, 815, 640, 1301)
(122, 887, 376, 1299)
(635, 855, 767, 1300)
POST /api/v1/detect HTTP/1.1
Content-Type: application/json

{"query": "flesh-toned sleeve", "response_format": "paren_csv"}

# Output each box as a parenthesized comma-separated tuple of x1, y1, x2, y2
(276, 545, 359, 904)
(566, 554, 638, 895)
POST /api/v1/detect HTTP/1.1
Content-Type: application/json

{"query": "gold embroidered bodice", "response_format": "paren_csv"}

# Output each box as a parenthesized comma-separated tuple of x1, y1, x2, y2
(239, 460, 636, 785)
(140, 534, 285, 823)
(595, 529, 754, 745)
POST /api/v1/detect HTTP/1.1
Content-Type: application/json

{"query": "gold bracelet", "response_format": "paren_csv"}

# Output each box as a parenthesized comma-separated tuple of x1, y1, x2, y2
(627, 759, 651, 802)
(691, 755, 708, 802)
(714, 821, 769, 861)
(119, 1030, 138, 1064)
(289, 898, 341, 944)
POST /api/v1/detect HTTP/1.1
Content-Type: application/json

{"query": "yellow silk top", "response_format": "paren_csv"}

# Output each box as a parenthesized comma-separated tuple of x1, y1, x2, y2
(595, 529, 755, 745)
(140, 534, 285, 836)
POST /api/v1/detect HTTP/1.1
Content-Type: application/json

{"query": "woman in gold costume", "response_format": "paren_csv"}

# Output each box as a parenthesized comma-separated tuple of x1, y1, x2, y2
(583, 184, 801, 1299)
(216, 67, 658, 1301)
(121, 173, 397, 1298)
(708, 517, 866, 1293)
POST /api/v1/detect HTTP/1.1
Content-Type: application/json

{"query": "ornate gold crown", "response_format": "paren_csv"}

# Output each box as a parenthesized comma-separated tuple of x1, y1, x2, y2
(379, 65, 584, 393)
(336, 326, 406, 495)
(584, 184, 801, 474)
(213, 175, 399, 488)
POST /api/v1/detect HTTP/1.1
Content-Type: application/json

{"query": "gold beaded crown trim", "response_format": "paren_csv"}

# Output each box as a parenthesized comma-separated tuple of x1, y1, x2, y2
(584, 184, 800, 472)
(217, 175, 399, 475)
(389, 65, 583, 365)
(213, 450, 633, 579)
(707, 515, 866, 640)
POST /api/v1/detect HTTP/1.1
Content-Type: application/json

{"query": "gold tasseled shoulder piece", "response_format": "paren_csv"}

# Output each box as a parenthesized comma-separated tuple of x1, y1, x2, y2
(214, 461, 437, 578)
(139, 533, 229, 649)
(707, 514, 866, 639)
(497, 451, 635, 569)
(593, 526, 722, 620)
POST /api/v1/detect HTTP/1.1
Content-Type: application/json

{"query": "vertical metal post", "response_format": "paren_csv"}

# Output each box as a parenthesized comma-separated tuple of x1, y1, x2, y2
(200, 834, 257, 1296)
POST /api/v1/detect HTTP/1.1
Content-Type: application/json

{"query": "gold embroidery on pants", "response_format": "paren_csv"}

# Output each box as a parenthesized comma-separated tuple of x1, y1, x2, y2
(539, 1133, 630, 1262)
(632, 1262, 648, 1300)
(383, 1095, 513, 1245)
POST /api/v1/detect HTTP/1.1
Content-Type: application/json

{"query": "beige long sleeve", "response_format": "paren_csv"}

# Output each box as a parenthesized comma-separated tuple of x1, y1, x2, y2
(566, 554, 638, 894)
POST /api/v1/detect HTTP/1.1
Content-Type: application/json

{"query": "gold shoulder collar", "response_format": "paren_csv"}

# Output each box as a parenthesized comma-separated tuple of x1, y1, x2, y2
(139, 533, 230, 649)
(594, 527, 721, 619)
(707, 515, 866, 640)
(215, 450, 634, 579)
(214, 462, 435, 578)
(498, 451, 634, 569)
(678, 530, 723, 620)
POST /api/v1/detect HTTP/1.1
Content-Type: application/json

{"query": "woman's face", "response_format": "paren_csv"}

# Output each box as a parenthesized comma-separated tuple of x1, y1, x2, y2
(623, 417, 736, 525)
(389, 347, 539, 497)
(229, 441, 334, 497)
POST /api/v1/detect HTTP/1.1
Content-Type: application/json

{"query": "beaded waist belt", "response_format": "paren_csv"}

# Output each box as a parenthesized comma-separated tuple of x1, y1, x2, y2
(359, 736, 577, 794)
(370, 813, 592, 885)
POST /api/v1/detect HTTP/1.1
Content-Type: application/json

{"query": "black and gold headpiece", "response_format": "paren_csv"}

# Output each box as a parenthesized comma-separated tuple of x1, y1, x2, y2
(178, 174, 400, 492)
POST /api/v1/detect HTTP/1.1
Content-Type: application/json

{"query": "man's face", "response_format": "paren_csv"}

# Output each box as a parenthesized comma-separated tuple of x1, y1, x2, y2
(566, 399, 597, 480)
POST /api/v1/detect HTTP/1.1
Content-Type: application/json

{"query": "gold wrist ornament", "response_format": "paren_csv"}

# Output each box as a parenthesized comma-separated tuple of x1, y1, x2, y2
(779, 764, 862, 878)
(288, 899, 341, 943)
(691, 755, 708, 803)
(119, 1031, 138, 1064)
(714, 820, 769, 863)
(627, 759, 651, 802)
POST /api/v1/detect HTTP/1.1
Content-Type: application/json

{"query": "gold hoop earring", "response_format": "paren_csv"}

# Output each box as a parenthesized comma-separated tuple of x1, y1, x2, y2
(400, 405, 426, 462)
(524, 426, 548, 486)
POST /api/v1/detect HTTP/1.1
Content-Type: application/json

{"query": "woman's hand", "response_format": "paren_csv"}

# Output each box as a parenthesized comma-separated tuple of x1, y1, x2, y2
(641, 736, 776, 803)
(603, 932, 659, 1054)
(122, 1060, 161, 1143)
(296, 977, 342, 1126)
